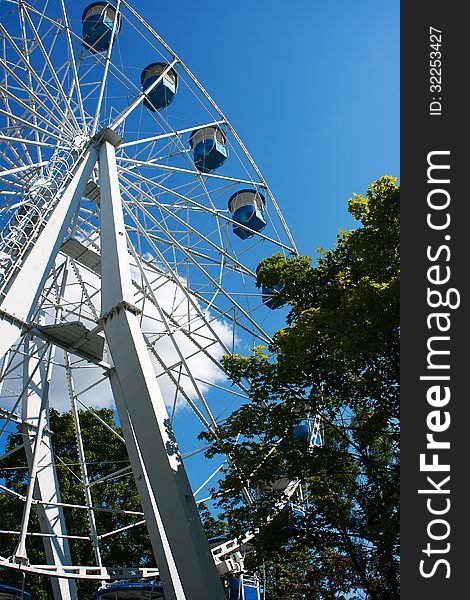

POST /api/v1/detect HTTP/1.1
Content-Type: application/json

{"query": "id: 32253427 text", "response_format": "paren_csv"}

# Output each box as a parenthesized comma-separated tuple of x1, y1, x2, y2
(429, 26, 442, 116)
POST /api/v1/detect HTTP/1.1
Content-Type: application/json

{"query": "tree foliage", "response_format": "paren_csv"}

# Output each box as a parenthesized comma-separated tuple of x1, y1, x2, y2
(201, 176, 400, 599)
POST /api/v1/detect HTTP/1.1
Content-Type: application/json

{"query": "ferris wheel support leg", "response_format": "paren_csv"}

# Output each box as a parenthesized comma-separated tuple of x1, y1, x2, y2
(99, 140, 226, 600)
(0, 146, 98, 359)
(19, 335, 77, 600)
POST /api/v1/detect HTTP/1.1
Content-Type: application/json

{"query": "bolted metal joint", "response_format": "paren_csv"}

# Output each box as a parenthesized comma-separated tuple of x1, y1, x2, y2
(93, 128, 123, 149)
(99, 300, 142, 325)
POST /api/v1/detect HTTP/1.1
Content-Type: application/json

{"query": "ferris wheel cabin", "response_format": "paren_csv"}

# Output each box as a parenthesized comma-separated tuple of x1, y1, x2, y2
(259, 282, 285, 309)
(141, 63, 178, 111)
(189, 126, 228, 173)
(254, 264, 285, 310)
(82, 2, 121, 53)
(228, 189, 267, 240)
(293, 421, 322, 448)
(92, 581, 164, 599)
(226, 575, 261, 600)
(0, 585, 31, 600)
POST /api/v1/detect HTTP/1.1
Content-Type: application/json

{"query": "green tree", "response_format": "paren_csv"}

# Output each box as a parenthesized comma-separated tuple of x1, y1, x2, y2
(201, 176, 400, 599)
(0, 408, 154, 598)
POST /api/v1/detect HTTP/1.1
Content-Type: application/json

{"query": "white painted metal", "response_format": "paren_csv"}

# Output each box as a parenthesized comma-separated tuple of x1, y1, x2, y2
(0, 147, 98, 356)
(99, 140, 226, 599)
(0, 559, 160, 581)
(65, 353, 103, 576)
(90, 1, 122, 136)
(19, 336, 77, 599)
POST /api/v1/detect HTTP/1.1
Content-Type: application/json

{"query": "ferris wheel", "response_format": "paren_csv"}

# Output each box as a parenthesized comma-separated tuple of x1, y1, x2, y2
(0, 1, 314, 599)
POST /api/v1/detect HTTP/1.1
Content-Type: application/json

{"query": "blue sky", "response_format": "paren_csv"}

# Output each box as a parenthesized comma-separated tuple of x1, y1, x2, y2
(129, 0, 400, 258)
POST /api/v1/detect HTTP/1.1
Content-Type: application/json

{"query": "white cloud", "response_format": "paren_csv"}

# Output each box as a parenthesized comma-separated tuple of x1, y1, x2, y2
(42, 255, 234, 416)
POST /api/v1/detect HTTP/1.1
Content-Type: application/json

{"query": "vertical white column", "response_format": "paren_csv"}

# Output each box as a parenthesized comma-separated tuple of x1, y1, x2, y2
(65, 353, 103, 578)
(19, 336, 77, 599)
(99, 140, 225, 600)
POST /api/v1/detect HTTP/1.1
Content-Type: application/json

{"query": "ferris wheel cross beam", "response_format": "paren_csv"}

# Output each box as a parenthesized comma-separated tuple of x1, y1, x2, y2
(119, 120, 226, 149)
(58, 0, 86, 127)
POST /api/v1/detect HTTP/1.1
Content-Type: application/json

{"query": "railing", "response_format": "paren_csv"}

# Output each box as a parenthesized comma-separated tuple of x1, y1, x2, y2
(0, 141, 81, 297)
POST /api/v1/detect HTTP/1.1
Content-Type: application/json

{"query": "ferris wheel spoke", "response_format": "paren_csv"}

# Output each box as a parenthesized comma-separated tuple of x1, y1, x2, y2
(144, 305, 227, 385)
(0, 107, 71, 146)
(0, 134, 56, 149)
(89, 465, 133, 490)
(144, 339, 225, 417)
(17, 6, 47, 167)
(0, 81, 71, 137)
(117, 156, 265, 188)
(126, 225, 227, 270)
(0, 178, 33, 196)
(0, 482, 26, 501)
(64, 353, 103, 569)
(120, 166, 294, 252)
(162, 313, 233, 382)
(0, 66, 75, 139)
(119, 0, 296, 242)
(119, 173, 255, 278)
(143, 337, 215, 433)
(126, 224, 244, 356)
(72, 391, 126, 446)
(125, 245, 221, 432)
(90, 1, 122, 136)
(119, 120, 226, 149)
(0, 24, 77, 135)
(2, 147, 35, 180)
(97, 520, 146, 542)
(58, 0, 86, 128)
(192, 286, 270, 346)
(14, 4, 65, 44)
(67, 258, 100, 321)
(20, 8, 82, 132)
(123, 201, 271, 345)
(0, 340, 50, 442)
(131, 264, 236, 366)
(0, 117, 37, 169)
(123, 205, 243, 308)
(193, 462, 226, 499)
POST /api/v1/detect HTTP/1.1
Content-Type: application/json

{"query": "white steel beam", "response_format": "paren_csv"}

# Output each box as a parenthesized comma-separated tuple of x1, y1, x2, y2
(0, 146, 98, 359)
(90, 1, 121, 136)
(65, 353, 103, 579)
(98, 140, 226, 600)
(19, 336, 77, 600)
(119, 120, 226, 148)
(0, 162, 47, 180)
